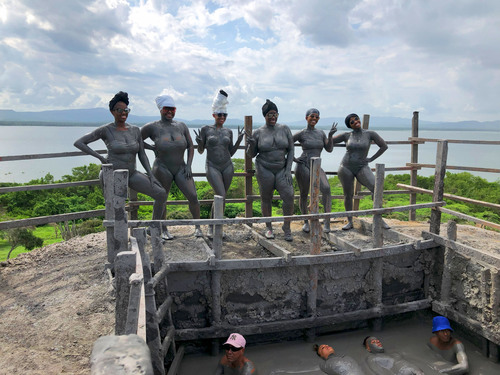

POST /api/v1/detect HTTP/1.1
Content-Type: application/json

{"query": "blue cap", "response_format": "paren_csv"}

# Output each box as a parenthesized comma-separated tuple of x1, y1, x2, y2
(432, 316, 453, 333)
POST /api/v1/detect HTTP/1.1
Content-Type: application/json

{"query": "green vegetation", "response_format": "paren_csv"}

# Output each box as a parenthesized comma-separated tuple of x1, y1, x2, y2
(1, 160, 499, 261)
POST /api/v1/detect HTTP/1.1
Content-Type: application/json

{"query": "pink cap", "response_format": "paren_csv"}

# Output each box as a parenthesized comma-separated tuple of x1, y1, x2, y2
(224, 333, 246, 348)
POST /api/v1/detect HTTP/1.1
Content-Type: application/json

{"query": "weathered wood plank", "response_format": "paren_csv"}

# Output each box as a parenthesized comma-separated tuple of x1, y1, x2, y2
(437, 207, 500, 231)
(422, 231, 500, 268)
(406, 163, 500, 174)
(165, 242, 421, 273)
(0, 209, 105, 230)
(244, 224, 292, 262)
(408, 137, 500, 145)
(0, 179, 100, 193)
(174, 299, 431, 341)
(397, 183, 500, 211)
(430, 141, 448, 234)
(125, 202, 446, 228)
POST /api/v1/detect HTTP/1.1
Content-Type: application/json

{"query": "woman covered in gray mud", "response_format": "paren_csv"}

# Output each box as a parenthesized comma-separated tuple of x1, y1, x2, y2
(194, 90, 244, 238)
(74, 91, 167, 222)
(293, 108, 337, 234)
(330, 113, 389, 230)
(246, 99, 295, 241)
(141, 94, 202, 240)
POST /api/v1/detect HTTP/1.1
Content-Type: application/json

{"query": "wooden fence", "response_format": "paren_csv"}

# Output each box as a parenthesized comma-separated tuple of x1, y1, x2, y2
(1, 112, 499, 233)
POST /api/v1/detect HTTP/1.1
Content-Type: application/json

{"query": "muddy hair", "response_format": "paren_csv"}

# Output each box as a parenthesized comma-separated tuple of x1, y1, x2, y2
(109, 91, 129, 111)
(313, 344, 321, 357)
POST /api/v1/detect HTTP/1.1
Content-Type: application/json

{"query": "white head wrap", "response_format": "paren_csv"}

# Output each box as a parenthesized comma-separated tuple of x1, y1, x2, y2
(212, 89, 229, 114)
(155, 95, 176, 110)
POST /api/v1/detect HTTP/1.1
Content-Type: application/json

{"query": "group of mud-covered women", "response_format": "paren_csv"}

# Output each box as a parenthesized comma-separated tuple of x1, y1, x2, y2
(74, 90, 389, 241)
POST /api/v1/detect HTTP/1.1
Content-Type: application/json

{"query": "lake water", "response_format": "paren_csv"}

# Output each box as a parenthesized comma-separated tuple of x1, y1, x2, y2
(0, 125, 499, 183)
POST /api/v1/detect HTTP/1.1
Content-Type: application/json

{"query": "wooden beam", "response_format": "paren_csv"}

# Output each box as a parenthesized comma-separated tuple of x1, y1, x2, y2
(0, 179, 100, 193)
(406, 163, 500, 174)
(408, 137, 500, 145)
(164, 242, 421, 273)
(125, 201, 446, 228)
(430, 141, 448, 234)
(324, 232, 361, 255)
(397, 183, 500, 211)
(422, 231, 500, 268)
(174, 299, 431, 341)
(244, 224, 292, 262)
(0, 209, 105, 230)
(437, 207, 500, 231)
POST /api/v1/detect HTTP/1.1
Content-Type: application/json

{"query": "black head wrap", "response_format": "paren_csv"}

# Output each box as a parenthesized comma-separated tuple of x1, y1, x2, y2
(109, 91, 129, 111)
(262, 99, 278, 117)
(306, 108, 320, 117)
(345, 113, 359, 128)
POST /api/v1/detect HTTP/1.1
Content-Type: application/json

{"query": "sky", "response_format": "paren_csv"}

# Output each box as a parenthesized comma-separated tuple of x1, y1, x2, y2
(0, 0, 499, 123)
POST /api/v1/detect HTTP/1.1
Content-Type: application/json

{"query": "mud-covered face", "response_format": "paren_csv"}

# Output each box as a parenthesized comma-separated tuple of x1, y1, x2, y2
(306, 113, 320, 127)
(318, 344, 335, 359)
(366, 337, 384, 353)
(224, 345, 244, 363)
(436, 329, 452, 343)
(111, 102, 130, 124)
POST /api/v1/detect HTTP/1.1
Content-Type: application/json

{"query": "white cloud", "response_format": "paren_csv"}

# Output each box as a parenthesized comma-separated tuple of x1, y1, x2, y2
(0, 0, 498, 122)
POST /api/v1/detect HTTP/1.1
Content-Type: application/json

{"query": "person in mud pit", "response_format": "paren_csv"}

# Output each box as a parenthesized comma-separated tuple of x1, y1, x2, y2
(246, 99, 294, 241)
(293, 108, 337, 234)
(215, 333, 258, 375)
(329, 113, 389, 231)
(428, 316, 468, 374)
(363, 336, 424, 374)
(141, 94, 202, 240)
(74, 91, 167, 224)
(194, 89, 244, 238)
(313, 343, 366, 375)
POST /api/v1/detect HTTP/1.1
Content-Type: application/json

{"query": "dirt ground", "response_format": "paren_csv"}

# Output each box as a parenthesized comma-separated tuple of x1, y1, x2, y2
(0, 219, 499, 374)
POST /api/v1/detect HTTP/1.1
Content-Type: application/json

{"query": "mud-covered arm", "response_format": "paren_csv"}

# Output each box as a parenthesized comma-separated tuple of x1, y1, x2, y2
(195, 127, 205, 154)
(285, 126, 295, 175)
(140, 124, 156, 152)
(214, 362, 224, 375)
(74, 127, 107, 164)
(136, 128, 155, 181)
(368, 130, 388, 163)
(183, 122, 195, 179)
(246, 129, 259, 158)
(324, 122, 338, 152)
(230, 126, 244, 156)
(439, 344, 468, 374)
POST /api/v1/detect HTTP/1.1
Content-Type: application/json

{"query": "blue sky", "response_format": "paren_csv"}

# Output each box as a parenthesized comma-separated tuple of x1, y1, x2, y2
(0, 0, 499, 122)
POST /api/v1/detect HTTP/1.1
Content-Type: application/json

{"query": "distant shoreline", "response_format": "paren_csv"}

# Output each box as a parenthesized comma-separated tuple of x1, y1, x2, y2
(1, 121, 498, 132)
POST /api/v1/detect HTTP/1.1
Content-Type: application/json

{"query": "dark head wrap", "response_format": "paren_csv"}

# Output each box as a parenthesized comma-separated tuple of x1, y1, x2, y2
(306, 108, 320, 117)
(345, 113, 359, 128)
(109, 91, 129, 111)
(262, 99, 278, 117)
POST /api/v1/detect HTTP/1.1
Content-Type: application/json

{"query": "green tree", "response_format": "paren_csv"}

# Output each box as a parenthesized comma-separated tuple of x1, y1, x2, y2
(2, 228, 44, 259)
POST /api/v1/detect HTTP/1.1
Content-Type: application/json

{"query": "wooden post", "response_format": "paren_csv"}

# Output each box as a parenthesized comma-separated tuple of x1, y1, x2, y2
(129, 188, 138, 230)
(102, 164, 115, 266)
(114, 170, 129, 256)
(150, 223, 168, 307)
(210, 196, 223, 355)
(353, 114, 370, 211)
(309, 157, 322, 255)
(372, 164, 385, 248)
(409, 112, 419, 221)
(307, 157, 321, 342)
(213, 195, 224, 259)
(430, 141, 448, 234)
(115, 251, 136, 335)
(244, 116, 254, 220)
(371, 163, 384, 331)
(134, 228, 165, 375)
(125, 273, 143, 335)
(440, 220, 456, 304)
(491, 269, 500, 319)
